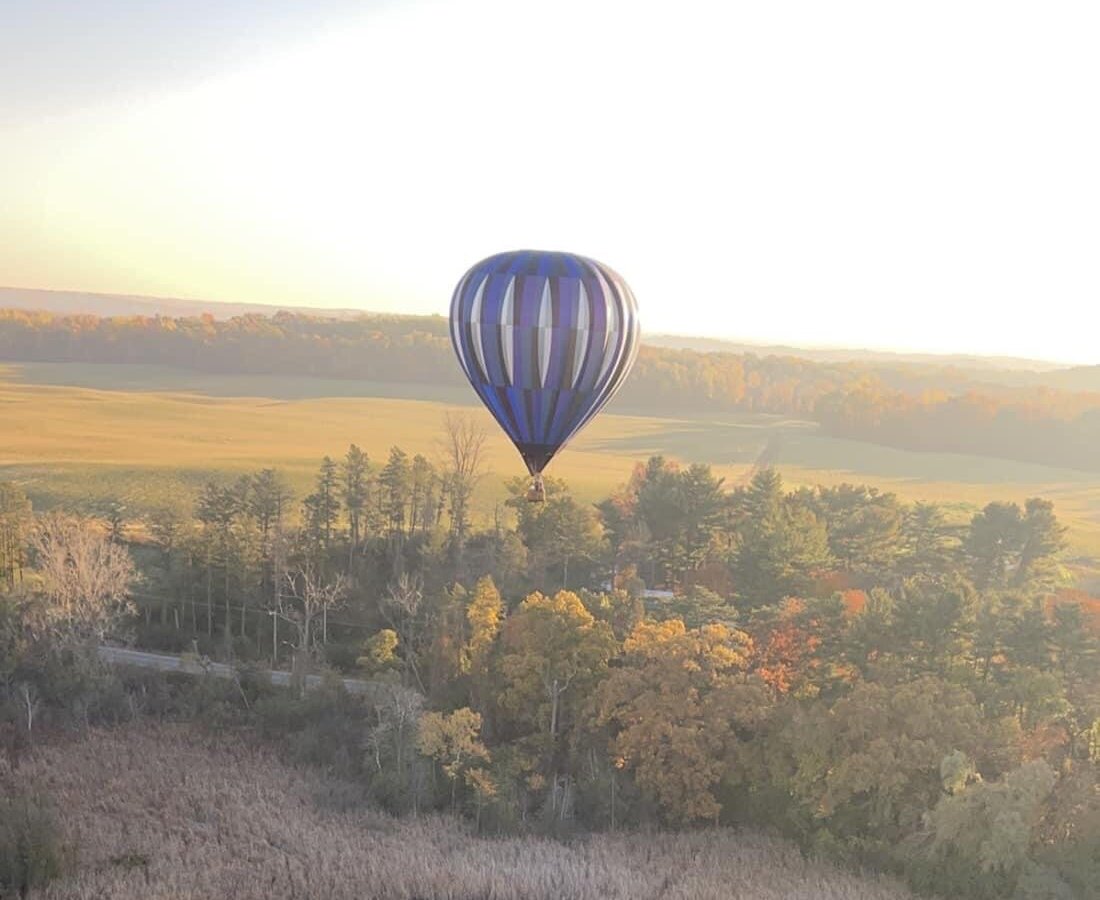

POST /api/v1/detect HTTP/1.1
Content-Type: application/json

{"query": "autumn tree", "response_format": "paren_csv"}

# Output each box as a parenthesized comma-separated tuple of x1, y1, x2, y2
(418, 707, 491, 810)
(595, 618, 762, 824)
(357, 628, 400, 676)
(464, 576, 503, 711)
(497, 591, 616, 745)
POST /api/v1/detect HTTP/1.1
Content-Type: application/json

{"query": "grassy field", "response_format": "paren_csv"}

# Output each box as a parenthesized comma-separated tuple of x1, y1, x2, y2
(4, 361, 1100, 565)
(11, 723, 919, 900)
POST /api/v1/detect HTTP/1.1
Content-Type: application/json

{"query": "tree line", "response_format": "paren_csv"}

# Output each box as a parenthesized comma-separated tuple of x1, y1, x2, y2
(3, 307, 1100, 471)
(3, 433, 1100, 898)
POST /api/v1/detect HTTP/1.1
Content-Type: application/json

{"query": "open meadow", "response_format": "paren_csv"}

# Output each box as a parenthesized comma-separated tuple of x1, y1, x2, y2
(4, 360, 1100, 568)
(9, 723, 919, 900)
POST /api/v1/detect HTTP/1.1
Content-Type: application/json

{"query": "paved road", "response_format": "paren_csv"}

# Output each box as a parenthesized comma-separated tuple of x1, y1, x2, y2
(96, 645, 373, 695)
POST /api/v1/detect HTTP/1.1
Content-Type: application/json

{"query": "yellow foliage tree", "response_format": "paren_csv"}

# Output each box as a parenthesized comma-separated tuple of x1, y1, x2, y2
(498, 590, 617, 742)
(357, 628, 399, 674)
(464, 576, 503, 675)
(595, 618, 762, 825)
(417, 707, 490, 809)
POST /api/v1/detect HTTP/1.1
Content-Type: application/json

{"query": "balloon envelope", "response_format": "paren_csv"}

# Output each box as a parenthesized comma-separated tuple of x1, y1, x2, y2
(450, 250, 640, 475)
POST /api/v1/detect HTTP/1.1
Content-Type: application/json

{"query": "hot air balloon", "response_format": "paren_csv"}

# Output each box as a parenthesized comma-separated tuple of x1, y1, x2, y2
(450, 250, 640, 502)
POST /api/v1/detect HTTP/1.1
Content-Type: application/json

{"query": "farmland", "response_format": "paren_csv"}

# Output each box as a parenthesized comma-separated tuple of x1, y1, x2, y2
(4, 360, 1100, 566)
(2, 358, 1100, 561)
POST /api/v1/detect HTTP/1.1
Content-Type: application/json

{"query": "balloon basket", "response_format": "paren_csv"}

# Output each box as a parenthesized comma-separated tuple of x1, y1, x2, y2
(525, 476, 546, 503)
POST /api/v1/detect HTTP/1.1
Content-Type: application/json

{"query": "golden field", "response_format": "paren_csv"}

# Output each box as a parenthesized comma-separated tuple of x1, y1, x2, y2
(3, 361, 1100, 566)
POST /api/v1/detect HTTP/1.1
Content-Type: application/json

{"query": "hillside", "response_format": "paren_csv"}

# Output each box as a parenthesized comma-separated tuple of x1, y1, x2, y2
(3, 307, 1100, 473)
(645, 332, 1066, 373)
(11, 724, 919, 900)
(3, 284, 1075, 376)
(0, 285, 368, 321)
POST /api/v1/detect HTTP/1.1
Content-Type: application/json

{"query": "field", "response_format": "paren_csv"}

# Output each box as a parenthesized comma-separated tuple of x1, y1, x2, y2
(10, 723, 918, 900)
(4, 360, 1100, 566)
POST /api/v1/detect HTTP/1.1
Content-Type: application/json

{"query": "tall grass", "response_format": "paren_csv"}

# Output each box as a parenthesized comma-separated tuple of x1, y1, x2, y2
(12, 724, 919, 900)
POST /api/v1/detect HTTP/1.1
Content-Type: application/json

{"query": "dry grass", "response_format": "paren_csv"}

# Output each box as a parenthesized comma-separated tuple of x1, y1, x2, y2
(10, 723, 919, 900)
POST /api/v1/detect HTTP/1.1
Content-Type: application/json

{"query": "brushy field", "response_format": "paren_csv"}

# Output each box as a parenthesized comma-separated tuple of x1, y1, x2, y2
(12, 723, 919, 900)
(4, 360, 1100, 562)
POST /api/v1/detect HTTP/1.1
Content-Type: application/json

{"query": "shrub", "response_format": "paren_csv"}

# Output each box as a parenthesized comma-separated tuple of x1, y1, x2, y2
(0, 793, 66, 897)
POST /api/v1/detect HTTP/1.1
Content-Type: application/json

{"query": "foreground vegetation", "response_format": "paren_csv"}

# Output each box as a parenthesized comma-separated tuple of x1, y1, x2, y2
(5, 724, 917, 900)
(4, 436, 1100, 898)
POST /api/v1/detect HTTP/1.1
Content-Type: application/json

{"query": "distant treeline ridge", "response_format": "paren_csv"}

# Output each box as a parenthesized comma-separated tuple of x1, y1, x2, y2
(2, 308, 1099, 471)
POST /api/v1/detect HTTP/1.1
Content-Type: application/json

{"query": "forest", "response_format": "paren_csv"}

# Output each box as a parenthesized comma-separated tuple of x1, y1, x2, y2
(3, 418, 1100, 899)
(3, 307, 1100, 471)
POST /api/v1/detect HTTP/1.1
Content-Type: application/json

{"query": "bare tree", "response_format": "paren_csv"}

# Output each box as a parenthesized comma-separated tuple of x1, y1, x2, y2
(17, 681, 40, 740)
(276, 565, 347, 690)
(380, 572, 426, 693)
(32, 513, 137, 642)
(440, 412, 487, 550)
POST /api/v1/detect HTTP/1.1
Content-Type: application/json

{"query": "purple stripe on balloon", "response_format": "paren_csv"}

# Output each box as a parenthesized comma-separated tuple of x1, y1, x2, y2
(517, 275, 543, 328)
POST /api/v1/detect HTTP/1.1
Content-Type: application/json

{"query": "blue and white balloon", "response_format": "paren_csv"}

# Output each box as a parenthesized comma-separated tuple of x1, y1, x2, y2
(450, 250, 640, 477)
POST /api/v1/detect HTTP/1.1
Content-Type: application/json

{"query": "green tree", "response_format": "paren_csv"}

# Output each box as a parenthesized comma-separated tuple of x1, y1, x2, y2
(508, 477, 605, 591)
(0, 482, 32, 590)
(408, 454, 437, 535)
(1017, 498, 1067, 589)
(898, 502, 962, 580)
(341, 445, 370, 570)
(302, 456, 341, 566)
(812, 484, 903, 575)
(918, 761, 1059, 898)
(195, 480, 240, 639)
(379, 447, 412, 548)
(732, 471, 832, 608)
(776, 676, 994, 851)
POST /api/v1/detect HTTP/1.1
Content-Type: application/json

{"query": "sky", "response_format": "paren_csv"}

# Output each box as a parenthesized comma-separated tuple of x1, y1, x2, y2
(1, 1, 1097, 363)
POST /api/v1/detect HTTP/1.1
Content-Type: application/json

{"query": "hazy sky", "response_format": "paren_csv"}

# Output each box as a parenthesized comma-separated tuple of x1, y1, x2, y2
(2, 1, 1097, 363)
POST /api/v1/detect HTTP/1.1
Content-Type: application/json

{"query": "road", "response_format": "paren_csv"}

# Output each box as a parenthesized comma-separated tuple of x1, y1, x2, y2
(96, 645, 374, 695)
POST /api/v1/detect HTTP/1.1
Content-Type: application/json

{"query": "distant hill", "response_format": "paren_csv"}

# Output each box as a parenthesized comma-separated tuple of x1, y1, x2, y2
(645, 333, 1067, 373)
(1019, 365, 1100, 393)
(0, 285, 368, 321)
(3, 285, 1077, 377)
